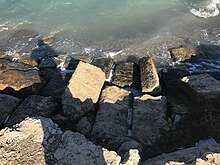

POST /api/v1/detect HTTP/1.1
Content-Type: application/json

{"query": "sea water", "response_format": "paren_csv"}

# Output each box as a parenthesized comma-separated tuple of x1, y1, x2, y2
(0, 0, 220, 67)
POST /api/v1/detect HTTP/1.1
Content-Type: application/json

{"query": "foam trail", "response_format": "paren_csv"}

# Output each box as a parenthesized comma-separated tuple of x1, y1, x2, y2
(190, 0, 220, 18)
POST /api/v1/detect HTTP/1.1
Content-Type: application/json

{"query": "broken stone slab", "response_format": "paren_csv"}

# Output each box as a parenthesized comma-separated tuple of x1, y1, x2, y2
(133, 94, 170, 146)
(5, 95, 58, 127)
(0, 94, 20, 127)
(139, 57, 161, 94)
(91, 58, 115, 80)
(141, 144, 220, 165)
(62, 61, 105, 120)
(92, 86, 132, 141)
(170, 47, 196, 62)
(0, 61, 42, 96)
(0, 117, 122, 165)
(112, 62, 134, 87)
(178, 73, 220, 105)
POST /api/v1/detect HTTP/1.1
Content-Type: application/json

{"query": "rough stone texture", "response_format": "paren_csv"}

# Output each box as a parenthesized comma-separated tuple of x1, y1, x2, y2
(139, 57, 160, 94)
(0, 61, 41, 94)
(0, 94, 20, 127)
(178, 73, 220, 105)
(92, 86, 132, 141)
(113, 62, 134, 87)
(141, 144, 220, 165)
(118, 140, 142, 157)
(121, 149, 141, 165)
(5, 95, 58, 127)
(19, 53, 38, 67)
(0, 117, 121, 165)
(62, 61, 105, 120)
(76, 117, 92, 137)
(170, 47, 196, 62)
(91, 58, 115, 79)
(133, 94, 170, 146)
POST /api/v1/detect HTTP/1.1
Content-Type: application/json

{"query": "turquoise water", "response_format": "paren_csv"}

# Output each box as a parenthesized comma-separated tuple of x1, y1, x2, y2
(0, 0, 220, 65)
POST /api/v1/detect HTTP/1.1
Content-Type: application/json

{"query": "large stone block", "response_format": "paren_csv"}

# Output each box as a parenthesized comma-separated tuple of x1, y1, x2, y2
(139, 57, 160, 94)
(133, 94, 170, 145)
(62, 61, 105, 120)
(179, 73, 220, 105)
(92, 86, 132, 140)
(113, 62, 134, 87)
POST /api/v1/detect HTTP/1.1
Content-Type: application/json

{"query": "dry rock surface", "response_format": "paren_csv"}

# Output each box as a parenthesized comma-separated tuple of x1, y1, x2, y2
(92, 86, 132, 141)
(133, 94, 170, 145)
(62, 61, 105, 120)
(5, 95, 57, 127)
(0, 61, 41, 93)
(0, 94, 20, 127)
(142, 144, 220, 165)
(0, 117, 124, 165)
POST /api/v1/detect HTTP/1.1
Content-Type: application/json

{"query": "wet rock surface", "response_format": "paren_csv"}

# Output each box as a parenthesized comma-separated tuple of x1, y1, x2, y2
(91, 58, 115, 79)
(113, 62, 134, 87)
(170, 47, 196, 62)
(0, 94, 20, 127)
(139, 57, 160, 94)
(62, 61, 105, 120)
(5, 95, 58, 127)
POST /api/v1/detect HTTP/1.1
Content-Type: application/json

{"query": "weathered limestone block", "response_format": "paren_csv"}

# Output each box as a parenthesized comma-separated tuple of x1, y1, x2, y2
(139, 57, 160, 94)
(113, 62, 134, 87)
(170, 47, 196, 62)
(5, 95, 57, 127)
(92, 86, 132, 140)
(0, 117, 121, 165)
(91, 58, 115, 79)
(62, 61, 105, 120)
(133, 94, 170, 145)
(0, 94, 20, 127)
(141, 144, 220, 165)
(0, 61, 42, 95)
(179, 73, 220, 105)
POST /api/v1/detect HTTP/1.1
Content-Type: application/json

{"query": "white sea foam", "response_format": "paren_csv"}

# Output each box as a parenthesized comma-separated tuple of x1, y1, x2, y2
(190, 1, 220, 18)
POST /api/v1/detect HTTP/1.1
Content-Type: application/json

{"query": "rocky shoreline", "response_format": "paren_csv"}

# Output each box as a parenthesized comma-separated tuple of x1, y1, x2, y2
(0, 41, 220, 165)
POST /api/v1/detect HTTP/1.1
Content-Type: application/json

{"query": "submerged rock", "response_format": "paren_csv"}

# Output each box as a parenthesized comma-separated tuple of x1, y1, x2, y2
(133, 94, 170, 146)
(0, 117, 122, 165)
(113, 62, 134, 87)
(5, 95, 58, 127)
(92, 86, 132, 141)
(141, 144, 220, 165)
(62, 61, 105, 120)
(170, 47, 196, 62)
(139, 57, 161, 94)
(0, 94, 20, 127)
(0, 61, 42, 96)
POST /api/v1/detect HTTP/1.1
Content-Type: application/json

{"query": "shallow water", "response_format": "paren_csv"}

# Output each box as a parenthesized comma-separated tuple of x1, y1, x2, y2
(0, 0, 220, 67)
